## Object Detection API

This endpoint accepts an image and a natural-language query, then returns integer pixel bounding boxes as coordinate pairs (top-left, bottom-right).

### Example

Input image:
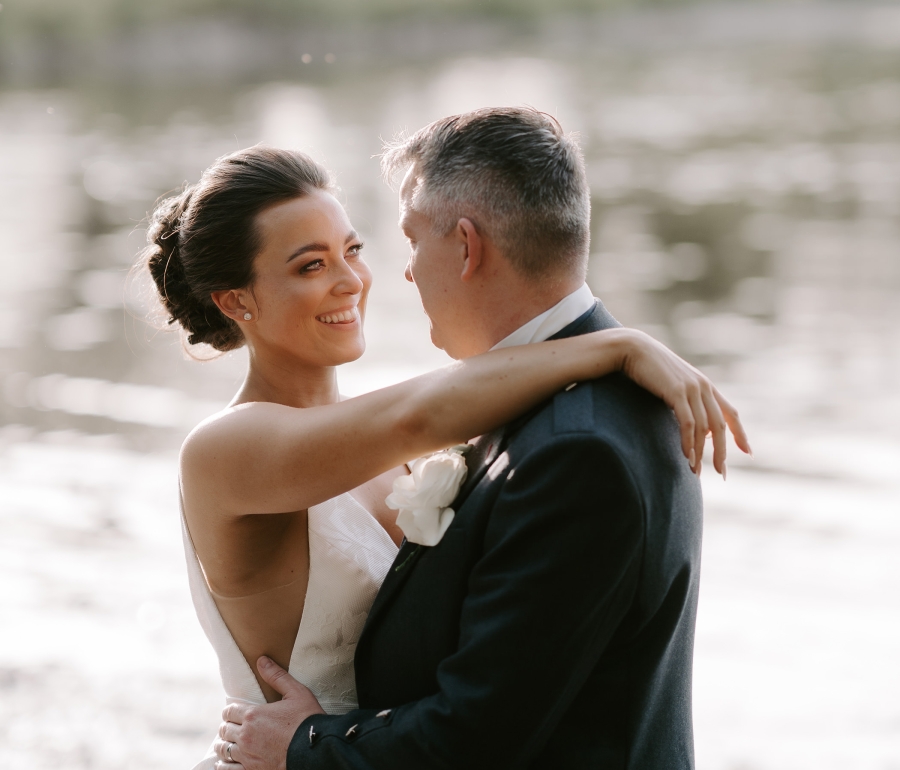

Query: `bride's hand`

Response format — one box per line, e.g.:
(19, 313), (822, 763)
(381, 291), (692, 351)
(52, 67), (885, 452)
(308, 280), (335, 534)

(613, 328), (751, 476)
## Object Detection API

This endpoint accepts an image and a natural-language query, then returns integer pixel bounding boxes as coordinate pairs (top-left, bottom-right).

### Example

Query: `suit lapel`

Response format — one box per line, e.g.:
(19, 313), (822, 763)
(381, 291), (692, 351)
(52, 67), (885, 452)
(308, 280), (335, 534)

(449, 426), (505, 512)
(363, 429), (502, 630)
(362, 539), (423, 628)
(362, 300), (621, 632)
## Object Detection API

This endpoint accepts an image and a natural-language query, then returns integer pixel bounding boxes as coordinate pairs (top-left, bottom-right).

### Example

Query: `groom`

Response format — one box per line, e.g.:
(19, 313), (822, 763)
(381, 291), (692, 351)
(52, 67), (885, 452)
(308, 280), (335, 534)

(216, 107), (703, 769)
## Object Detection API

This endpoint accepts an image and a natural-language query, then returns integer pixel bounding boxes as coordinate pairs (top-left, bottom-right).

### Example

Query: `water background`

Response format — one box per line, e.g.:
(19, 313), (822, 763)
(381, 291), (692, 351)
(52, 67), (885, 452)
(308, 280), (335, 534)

(1, 3), (899, 768)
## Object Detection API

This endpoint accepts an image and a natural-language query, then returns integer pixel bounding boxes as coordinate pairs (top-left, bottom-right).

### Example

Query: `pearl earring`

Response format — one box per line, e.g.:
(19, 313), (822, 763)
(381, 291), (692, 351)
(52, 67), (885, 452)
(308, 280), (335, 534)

(243, 312), (252, 321)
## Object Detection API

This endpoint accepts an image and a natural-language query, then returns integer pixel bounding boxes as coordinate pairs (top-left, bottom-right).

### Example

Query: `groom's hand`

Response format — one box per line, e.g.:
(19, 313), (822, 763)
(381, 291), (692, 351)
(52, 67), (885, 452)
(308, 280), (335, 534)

(214, 656), (325, 770)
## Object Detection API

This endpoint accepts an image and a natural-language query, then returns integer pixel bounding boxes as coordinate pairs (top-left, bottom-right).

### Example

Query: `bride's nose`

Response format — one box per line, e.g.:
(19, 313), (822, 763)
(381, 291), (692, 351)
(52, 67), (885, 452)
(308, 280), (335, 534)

(333, 257), (365, 295)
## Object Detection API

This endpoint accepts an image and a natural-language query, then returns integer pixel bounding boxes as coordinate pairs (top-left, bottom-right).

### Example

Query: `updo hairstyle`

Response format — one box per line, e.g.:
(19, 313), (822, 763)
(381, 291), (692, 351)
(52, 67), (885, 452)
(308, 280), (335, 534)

(143, 146), (332, 352)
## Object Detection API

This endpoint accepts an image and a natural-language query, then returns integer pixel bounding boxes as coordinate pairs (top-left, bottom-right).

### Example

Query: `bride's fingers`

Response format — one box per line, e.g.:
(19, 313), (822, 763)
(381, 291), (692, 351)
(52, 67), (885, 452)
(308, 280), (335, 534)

(222, 703), (247, 726)
(687, 383), (709, 476)
(700, 384), (728, 476)
(713, 386), (752, 456)
(671, 393), (697, 468)
(213, 737), (243, 765)
(218, 722), (239, 743)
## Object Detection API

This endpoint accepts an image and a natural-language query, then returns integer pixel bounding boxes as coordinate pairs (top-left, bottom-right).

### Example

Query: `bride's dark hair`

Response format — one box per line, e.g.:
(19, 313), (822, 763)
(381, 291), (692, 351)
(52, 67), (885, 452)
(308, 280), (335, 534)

(142, 146), (332, 352)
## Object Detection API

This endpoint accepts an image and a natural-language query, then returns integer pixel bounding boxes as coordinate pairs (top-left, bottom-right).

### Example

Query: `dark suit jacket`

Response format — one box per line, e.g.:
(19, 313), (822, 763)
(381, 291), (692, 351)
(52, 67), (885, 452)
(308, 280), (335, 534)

(288, 301), (703, 769)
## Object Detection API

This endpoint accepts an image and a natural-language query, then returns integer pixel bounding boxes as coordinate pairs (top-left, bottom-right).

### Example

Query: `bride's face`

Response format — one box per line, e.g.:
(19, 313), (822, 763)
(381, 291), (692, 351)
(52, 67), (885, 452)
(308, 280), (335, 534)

(244, 190), (371, 367)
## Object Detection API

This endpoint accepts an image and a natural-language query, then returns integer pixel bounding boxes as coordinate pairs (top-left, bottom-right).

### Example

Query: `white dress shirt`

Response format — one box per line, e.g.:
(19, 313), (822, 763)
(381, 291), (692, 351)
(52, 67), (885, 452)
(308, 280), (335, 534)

(490, 283), (596, 351)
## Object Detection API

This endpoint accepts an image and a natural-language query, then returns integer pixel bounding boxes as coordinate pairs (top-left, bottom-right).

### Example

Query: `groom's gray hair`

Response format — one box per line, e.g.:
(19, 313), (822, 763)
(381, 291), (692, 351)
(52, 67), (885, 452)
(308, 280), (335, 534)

(381, 107), (591, 279)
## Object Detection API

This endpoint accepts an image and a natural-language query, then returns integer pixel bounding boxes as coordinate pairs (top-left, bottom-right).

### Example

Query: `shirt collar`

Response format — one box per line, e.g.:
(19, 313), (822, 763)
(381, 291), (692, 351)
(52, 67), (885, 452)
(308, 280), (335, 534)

(490, 283), (596, 351)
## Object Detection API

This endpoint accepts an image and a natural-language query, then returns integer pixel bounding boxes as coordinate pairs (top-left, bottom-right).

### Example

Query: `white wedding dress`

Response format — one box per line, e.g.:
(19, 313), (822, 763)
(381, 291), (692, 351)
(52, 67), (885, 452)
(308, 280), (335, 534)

(181, 491), (399, 769)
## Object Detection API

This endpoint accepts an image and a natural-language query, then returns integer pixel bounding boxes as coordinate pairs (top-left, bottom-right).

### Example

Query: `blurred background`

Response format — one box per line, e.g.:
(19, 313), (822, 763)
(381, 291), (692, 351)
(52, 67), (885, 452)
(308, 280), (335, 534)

(1, 1), (898, 767)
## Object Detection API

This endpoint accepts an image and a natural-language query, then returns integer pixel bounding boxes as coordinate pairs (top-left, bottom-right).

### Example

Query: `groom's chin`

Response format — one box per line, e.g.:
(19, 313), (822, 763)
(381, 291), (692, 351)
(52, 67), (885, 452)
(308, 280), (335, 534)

(429, 328), (446, 353)
(428, 326), (456, 359)
(430, 327), (482, 361)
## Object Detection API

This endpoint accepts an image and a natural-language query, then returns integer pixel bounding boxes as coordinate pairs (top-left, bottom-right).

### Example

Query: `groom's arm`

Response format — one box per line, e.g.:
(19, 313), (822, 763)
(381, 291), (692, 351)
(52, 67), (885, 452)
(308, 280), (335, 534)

(287, 433), (645, 769)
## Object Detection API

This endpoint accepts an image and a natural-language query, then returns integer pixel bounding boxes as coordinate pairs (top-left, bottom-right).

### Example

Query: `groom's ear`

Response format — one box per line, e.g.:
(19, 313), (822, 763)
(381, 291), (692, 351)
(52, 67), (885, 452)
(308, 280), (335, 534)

(457, 217), (483, 282)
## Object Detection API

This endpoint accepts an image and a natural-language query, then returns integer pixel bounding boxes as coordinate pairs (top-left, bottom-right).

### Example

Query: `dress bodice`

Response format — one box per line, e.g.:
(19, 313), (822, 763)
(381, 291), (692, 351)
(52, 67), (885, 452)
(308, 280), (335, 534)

(181, 491), (399, 768)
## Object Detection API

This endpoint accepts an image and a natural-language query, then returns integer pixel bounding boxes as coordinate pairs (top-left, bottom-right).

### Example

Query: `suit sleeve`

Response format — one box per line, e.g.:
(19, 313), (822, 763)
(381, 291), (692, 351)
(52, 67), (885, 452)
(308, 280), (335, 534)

(288, 435), (645, 769)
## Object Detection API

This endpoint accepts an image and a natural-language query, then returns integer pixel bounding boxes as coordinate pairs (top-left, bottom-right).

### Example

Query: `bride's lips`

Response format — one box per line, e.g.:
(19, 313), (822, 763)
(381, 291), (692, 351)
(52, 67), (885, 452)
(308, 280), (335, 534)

(315, 306), (361, 327)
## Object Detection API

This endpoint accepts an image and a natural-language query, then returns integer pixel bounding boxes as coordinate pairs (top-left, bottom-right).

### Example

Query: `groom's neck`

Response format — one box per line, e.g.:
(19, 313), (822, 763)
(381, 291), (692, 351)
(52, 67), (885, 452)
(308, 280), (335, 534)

(462, 273), (584, 357)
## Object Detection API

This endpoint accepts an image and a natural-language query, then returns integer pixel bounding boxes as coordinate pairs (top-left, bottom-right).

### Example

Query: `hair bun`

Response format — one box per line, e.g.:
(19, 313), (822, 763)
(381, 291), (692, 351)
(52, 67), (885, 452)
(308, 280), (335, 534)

(140, 146), (332, 354)
(144, 186), (240, 350)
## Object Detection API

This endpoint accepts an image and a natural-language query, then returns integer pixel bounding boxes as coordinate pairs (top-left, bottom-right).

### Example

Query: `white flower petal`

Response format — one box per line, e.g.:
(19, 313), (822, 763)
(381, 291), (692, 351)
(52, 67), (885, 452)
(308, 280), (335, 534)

(396, 506), (456, 547)
(387, 448), (469, 546)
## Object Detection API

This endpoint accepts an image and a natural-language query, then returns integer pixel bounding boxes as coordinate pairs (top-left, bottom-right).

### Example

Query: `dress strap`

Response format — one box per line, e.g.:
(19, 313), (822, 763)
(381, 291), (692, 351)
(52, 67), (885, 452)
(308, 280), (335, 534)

(180, 495), (266, 705)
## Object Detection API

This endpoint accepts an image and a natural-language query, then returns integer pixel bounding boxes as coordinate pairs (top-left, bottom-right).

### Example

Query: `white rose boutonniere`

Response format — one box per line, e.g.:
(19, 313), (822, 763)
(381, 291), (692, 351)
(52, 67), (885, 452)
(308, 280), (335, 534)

(385, 445), (470, 547)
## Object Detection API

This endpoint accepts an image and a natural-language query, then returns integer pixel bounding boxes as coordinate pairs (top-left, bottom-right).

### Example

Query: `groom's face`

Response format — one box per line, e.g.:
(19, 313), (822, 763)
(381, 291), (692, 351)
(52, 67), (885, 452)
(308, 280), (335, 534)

(399, 171), (472, 358)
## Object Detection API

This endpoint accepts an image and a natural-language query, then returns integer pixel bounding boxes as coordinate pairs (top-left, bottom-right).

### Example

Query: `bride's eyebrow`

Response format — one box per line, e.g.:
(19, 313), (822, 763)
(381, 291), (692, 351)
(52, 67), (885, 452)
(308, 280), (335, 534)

(285, 231), (360, 263)
(286, 242), (327, 262)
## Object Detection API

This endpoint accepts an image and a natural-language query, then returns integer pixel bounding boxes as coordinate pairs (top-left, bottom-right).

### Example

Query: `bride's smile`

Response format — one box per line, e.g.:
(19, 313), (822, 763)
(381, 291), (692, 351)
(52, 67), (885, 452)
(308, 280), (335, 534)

(213, 188), (372, 373)
(316, 307), (360, 325)
(140, 139), (747, 765)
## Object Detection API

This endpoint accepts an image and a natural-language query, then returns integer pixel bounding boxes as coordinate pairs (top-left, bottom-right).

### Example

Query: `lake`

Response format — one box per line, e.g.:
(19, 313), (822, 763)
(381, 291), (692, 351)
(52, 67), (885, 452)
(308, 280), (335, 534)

(1, 4), (898, 768)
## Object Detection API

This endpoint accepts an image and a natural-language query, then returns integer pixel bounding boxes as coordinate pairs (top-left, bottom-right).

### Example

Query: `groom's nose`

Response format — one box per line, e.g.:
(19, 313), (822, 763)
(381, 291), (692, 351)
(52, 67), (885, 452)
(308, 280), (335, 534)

(404, 259), (414, 283)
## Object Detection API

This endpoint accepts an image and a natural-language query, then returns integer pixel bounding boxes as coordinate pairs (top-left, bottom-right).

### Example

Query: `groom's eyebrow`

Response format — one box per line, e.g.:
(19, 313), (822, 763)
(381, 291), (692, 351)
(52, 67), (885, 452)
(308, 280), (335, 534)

(286, 231), (359, 262)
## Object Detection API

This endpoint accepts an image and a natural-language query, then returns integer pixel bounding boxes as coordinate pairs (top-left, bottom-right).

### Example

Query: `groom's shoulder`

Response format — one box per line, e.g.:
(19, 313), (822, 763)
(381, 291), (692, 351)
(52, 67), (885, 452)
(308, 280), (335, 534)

(494, 375), (689, 521)
(513, 372), (678, 451)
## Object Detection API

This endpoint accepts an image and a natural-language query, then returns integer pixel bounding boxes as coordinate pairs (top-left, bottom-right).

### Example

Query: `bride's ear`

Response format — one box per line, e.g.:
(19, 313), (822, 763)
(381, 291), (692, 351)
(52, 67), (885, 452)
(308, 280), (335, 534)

(211, 289), (257, 323)
(457, 217), (483, 282)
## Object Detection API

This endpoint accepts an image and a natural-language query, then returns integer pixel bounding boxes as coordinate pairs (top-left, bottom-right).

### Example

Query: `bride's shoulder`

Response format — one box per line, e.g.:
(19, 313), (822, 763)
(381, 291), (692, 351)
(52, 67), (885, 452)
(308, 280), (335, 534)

(179, 403), (298, 512)
(181, 402), (295, 469)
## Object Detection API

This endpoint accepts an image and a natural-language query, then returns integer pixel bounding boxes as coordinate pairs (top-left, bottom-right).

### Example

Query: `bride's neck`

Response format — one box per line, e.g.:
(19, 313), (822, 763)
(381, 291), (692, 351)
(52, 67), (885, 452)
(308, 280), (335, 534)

(233, 349), (340, 409)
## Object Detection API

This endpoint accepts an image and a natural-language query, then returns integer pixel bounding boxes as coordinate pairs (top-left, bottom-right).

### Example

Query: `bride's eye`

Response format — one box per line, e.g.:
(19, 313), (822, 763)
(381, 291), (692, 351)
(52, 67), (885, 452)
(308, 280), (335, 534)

(299, 259), (325, 274)
(347, 243), (364, 258)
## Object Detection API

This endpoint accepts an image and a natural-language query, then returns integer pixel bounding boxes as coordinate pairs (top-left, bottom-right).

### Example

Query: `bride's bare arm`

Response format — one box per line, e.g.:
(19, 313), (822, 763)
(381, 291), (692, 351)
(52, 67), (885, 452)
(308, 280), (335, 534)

(181, 329), (749, 515)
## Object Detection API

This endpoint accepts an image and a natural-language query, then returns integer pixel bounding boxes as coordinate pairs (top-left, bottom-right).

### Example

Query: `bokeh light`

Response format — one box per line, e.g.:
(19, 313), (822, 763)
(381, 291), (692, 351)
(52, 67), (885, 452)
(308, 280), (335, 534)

(0, 2), (898, 768)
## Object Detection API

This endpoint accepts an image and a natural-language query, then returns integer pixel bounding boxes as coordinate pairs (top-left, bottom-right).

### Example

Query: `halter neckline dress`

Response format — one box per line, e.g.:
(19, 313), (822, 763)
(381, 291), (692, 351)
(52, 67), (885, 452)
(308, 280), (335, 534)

(181, 491), (399, 769)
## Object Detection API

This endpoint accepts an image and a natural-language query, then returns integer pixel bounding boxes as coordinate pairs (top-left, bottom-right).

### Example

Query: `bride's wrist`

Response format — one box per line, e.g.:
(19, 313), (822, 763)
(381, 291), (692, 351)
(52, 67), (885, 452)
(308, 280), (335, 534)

(603, 328), (645, 374)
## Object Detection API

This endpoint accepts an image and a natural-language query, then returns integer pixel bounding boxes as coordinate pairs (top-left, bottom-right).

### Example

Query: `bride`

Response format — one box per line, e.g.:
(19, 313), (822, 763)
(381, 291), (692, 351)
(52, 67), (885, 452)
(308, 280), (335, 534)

(141, 145), (746, 767)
